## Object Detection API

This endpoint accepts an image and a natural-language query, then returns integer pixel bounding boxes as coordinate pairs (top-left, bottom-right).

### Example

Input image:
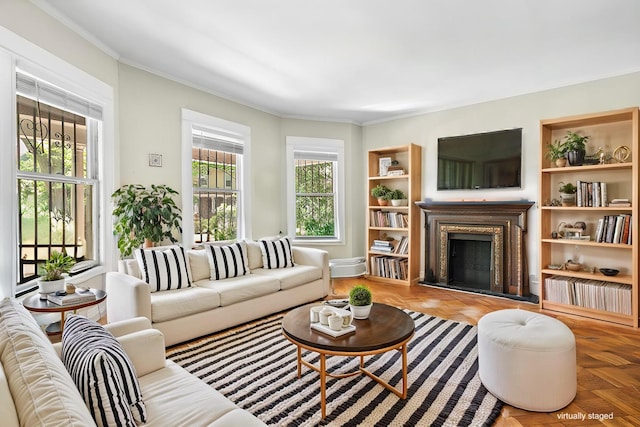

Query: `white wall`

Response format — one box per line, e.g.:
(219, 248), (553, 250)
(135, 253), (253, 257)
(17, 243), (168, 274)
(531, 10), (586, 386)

(363, 71), (640, 295)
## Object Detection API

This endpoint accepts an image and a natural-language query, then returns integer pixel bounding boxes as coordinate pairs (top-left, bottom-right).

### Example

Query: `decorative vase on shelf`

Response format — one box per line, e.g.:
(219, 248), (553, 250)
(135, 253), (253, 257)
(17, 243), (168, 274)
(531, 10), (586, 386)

(555, 158), (567, 167)
(560, 193), (576, 207)
(567, 150), (585, 166)
(391, 199), (408, 207)
(377, 198), (389, 206)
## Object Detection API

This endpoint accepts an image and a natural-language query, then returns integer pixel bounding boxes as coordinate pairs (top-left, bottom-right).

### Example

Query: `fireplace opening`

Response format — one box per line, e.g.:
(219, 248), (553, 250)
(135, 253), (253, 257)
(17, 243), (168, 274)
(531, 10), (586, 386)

(448, 234), (492, 291)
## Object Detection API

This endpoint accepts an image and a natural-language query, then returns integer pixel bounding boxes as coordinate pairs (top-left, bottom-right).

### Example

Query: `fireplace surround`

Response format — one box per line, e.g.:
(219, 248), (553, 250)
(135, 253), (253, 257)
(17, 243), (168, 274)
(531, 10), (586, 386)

(416, 200), (534, 297)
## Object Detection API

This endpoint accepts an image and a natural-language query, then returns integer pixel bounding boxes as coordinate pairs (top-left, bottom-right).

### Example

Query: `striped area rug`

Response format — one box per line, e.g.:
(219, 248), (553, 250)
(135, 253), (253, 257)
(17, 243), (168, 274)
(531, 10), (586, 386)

(166, 310), (503, 426)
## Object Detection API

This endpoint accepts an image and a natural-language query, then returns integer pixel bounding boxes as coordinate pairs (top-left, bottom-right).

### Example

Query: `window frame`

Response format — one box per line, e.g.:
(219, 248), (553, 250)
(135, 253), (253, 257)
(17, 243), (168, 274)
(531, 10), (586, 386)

(286, 136), (345, 244)
(181, 109), (251, 247)
(0, 27), (115, 298)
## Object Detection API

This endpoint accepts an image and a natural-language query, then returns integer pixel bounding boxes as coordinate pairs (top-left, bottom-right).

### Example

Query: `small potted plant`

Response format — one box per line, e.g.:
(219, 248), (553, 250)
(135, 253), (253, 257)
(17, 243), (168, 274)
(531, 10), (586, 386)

(349, 284), (373, 319)
(388, 189), (408, 206)
(546, 140), (567, 167)
(371, 184), (391, 206)
(558, 182), (577, 206)
(560, 131), (589, 166)
(38, 250), (75, 297)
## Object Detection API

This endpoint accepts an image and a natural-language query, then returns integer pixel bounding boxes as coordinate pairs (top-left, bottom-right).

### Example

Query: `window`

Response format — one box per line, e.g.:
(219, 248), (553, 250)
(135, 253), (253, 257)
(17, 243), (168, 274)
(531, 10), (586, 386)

(181, 110), (251, 246)
(286, 137), (345, 243)
(15, 72), (101, 293)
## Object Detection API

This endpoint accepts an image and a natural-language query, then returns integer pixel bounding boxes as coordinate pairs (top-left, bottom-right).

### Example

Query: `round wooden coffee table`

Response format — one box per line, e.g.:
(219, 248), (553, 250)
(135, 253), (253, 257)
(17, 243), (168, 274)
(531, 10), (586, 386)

(282, 302), (414, 419)
(22, 289), (107, 335)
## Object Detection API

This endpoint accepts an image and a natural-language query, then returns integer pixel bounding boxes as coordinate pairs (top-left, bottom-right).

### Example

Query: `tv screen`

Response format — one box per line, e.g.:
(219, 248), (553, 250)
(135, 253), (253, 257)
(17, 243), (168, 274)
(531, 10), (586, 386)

(437, 128), (522, 190)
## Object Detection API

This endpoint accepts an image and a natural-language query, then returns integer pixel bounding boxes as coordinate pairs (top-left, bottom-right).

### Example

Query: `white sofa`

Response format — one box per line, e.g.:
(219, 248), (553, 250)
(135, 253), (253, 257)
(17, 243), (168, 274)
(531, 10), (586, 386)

(107, 240), (330, 346)
(0, 298), (265, 427)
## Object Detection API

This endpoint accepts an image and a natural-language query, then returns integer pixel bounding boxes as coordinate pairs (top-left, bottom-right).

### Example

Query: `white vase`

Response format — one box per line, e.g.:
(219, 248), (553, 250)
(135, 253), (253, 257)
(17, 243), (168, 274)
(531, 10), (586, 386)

(350, 304), (372, 319)
(38, 278), (66, 295)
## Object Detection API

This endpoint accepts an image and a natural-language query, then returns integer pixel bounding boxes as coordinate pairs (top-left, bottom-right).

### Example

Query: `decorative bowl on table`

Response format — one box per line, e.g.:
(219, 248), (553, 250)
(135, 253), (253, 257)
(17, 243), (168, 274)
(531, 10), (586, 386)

(599, 268), (620, 277)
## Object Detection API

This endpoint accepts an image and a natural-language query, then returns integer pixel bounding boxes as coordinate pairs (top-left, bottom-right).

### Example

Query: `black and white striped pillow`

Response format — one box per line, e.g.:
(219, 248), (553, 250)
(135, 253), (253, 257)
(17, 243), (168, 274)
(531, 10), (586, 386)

(62, 315), (147, 427)
(135, 245), (192, 292)
(259, 236), (295, 269)
(205, 241), (250, 280)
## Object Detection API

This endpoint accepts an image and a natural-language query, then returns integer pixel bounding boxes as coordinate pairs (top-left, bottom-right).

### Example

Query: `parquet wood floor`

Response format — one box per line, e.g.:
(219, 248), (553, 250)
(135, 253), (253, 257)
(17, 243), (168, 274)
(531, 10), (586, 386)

(330, 278), (640, 427)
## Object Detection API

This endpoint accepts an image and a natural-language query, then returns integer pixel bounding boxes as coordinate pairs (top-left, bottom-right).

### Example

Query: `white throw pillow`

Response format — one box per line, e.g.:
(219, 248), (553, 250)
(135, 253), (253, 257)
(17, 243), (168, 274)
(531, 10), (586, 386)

(135, 245), (192, 292)
(205, 241), (250, 280)
(62, 315), (147, 427)
(259, 236), (295, 269)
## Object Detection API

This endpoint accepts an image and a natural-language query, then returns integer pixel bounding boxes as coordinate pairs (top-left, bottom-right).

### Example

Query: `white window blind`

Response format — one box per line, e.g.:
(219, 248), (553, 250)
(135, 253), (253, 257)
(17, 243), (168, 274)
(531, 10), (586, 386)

(16, 71), (103, 120)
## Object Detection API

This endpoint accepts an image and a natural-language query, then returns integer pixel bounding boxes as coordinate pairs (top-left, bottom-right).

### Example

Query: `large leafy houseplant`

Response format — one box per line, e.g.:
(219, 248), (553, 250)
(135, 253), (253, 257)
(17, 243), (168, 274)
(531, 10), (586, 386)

(111, 184), (183, 257)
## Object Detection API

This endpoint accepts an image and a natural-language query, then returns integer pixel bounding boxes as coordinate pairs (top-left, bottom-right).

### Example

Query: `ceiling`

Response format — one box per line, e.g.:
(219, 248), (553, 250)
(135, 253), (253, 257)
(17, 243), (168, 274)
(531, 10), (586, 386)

(35, 0), (640, 124)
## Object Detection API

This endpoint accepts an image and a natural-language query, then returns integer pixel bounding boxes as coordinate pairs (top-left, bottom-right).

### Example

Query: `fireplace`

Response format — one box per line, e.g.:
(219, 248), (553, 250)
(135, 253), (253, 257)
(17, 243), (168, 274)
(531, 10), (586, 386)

(416, 200), (534, 297)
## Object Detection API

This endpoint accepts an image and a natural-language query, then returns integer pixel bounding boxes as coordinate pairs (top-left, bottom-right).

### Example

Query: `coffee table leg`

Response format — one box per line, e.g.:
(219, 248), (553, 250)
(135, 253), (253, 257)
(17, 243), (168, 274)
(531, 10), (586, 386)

(296, 345), (302, 378)
(320, 353), (326, 419)
(401, 344), (408, 398)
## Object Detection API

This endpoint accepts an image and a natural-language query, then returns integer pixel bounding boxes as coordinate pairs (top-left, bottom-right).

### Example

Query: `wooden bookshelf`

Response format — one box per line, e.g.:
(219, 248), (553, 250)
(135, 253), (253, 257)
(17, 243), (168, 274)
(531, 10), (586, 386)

(366, 144), (422, 286)
(539, 107), (639, 327)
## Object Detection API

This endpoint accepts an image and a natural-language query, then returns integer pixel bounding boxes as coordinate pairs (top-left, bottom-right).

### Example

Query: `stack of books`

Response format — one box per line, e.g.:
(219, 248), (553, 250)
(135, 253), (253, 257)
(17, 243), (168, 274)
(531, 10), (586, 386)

(370, 239), (394, 253)
(609, 198), (631, 207)
(47, 291), (96, 306)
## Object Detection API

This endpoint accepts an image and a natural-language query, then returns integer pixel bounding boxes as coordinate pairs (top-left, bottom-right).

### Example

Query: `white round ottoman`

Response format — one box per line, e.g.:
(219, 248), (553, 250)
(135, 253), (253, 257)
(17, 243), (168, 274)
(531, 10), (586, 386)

(477, 309), (576, 412)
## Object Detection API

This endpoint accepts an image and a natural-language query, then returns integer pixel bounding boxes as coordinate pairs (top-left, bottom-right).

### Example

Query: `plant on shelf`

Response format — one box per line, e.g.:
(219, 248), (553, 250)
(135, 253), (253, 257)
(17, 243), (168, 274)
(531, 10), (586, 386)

(371, 184), (392, 206)
(559, 131), (589, 166)
(349, 284), (373, 319)
(388, 189), (408, 206)
(546, 140), (567, 167)
(558, 181), (577, 206)
(38, 250), (75, 295)
(111, 184), (183, 258)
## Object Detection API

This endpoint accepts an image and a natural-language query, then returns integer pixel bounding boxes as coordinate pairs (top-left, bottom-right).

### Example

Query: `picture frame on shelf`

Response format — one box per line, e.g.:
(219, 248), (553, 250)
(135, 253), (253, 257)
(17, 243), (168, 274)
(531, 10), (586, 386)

(379, 157), (392, 176)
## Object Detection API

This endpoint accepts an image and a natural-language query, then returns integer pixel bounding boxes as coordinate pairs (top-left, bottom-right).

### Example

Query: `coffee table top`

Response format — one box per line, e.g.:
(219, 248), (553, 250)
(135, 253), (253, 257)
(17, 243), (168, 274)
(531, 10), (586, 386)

(282, 303), (414, 353)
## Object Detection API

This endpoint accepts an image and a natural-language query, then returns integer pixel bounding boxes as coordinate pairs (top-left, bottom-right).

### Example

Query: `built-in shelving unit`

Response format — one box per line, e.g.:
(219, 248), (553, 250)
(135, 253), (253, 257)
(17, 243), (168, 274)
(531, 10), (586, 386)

(539, 107), (639, 327)
(366, 144), (422, 286)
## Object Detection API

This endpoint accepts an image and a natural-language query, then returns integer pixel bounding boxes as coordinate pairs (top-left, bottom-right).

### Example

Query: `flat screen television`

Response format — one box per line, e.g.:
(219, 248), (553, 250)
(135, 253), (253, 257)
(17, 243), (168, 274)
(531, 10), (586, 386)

(437, 128), (522, 190)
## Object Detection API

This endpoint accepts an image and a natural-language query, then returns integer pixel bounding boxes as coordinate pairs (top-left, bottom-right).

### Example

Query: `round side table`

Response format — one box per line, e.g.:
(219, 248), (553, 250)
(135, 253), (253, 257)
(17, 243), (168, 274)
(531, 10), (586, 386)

(22, 289), (107, 335)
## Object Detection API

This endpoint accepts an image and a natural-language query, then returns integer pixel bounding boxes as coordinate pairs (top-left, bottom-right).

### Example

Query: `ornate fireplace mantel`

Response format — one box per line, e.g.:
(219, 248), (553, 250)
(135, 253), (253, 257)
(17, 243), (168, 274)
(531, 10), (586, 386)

(415, 200), (535, 297)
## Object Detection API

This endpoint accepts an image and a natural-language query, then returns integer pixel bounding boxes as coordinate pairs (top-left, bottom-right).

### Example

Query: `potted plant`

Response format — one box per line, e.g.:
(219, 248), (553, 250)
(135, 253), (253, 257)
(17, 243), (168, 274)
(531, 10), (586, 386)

(371, 184), (391, 206)
(349, 284), (373, 319)
(560, 131), (589, 166)
(558, 181), (577, 206)
(388, 189), (408, 206)
(111, 184), (183, 257)
(38, 250), (75, 296)
(546, 140), (567, 167)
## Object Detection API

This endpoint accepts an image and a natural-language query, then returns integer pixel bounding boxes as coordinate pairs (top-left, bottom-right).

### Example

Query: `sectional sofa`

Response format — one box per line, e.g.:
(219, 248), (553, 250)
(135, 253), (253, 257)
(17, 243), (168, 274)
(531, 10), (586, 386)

(0, 298), (265, 426)
(107, 239), (330, 346)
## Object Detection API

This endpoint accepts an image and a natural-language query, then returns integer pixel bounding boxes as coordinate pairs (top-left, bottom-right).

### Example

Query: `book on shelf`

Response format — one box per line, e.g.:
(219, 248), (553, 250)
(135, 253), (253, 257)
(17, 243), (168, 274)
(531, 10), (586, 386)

(369, 255), (409, 280)
(47, 291), (96, 306)
(371, 239), (395, 253)
(609, 198), (631, 207)
(595, 214), (632, 244)
(544, 276), (631, 316)
(576, 180), (608, 207)
(369, 211), (408, 228)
